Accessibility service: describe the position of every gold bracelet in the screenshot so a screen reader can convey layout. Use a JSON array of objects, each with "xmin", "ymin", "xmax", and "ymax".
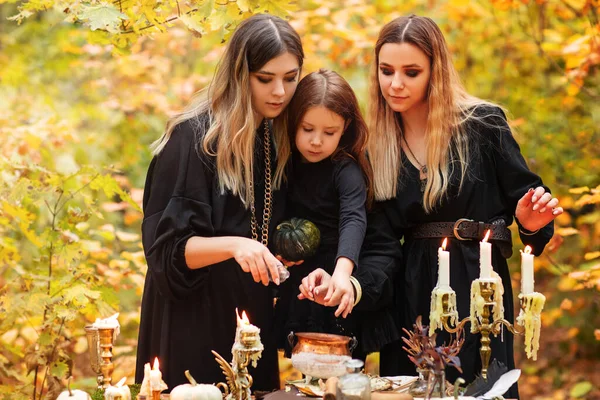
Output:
[
  {"xmin": 519, "ymin": 227, "xmax": 540, "ymax": 236},
  {"xmin": 349, "ymin": 276, "xmax": 362, "ymax": 307}
]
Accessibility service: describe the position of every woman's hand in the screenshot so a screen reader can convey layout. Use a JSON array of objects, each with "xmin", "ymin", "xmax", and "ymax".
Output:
[
  {"xmin": 298, "ymin": 268, "xmax": 332, "ymax": 304},
  {"xmin": 232, "ymin": 238, "xmax": 282, "ymax": 286},
  {"xmin": 516, "ymin": 187, "xmax": 564, "ymax": 232}
]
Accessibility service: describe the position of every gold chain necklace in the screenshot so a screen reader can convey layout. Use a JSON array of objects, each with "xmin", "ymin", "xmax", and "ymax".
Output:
[
  {"xmin": 401, "ymin": 133, "xmax": 427, "ymax": 193},
  {"xmin": 249, "ymin": 120, "xmax": 273, "ymax": 246}
]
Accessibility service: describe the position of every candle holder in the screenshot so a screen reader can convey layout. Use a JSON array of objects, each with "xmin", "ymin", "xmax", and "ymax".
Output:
[
  {"xmin": 439, "ymin": 280, "xmax": 524, "ymax": 380},
  {"xmin": 85, "ymin": 325, "xmax": 104, "ymax": 390},
  {"xmin": 213, "ymin": 328, "xmax": 263, "ymax": 400},
  {"xmin": 98, "ymin": 327, "xmax": 116, "ymax": 388}
]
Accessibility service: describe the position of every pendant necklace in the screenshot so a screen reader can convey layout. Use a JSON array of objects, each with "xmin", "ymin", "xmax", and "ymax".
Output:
[{"xmin": 401, "ymin": 133, "xmax": 427, "ymax": 193}]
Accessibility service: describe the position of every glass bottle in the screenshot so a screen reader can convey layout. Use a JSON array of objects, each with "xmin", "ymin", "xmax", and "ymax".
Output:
[
  {"xmin": 336, "ymin": 359, "xmax": 371, "ymax": 400},
  {"xmin": 268, "ymin": 264, "xmax": 290, "ymax": 283},
  {"xmin": 408, "ymin": 367, "xmax": 430, "ymax": 397}
]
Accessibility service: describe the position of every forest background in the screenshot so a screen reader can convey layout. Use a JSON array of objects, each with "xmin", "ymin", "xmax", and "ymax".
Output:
[{"xmin": 0, "ymin": 0, "xmax": 599, "ymax": 399}]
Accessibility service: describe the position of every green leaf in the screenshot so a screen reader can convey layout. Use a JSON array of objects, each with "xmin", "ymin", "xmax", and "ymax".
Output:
[
  {"xmin": 570, "ymin": 381, "xmax": 593, "ymax": 398},
  {"xmin": 237, "ymin": 0, "xmax": 258, "ymax": 12},
  {"xmin": 38, "ymin": 332, "xmax": 53, "ymax": 346},
  {"xmin": 180, "ymin": 13, "xmax": 207, "ymax": 37},
  {"xmin": 79, "ymin": 4, "xmax": 129, "ymax": 34},
  {"xmin": 50, "ymin": 360, "xmax": 69, "ymax": 380},
  {"xmin": 199, "ymin": 0, "xmax": 215, "ymax": 20},
  {"xmin": 63, "ymin": 285, "xmax": 101, "ymax": 307}
]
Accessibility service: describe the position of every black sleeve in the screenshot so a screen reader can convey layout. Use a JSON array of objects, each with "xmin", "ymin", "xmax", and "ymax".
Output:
[
  {"xmin": 141, "ymin": 119, "xmax": 214, "ymax": 301},
  {"xmin": 484, "ymin": 106, "xmax": 554, "ymax": 256},
  {"xmin": 333, "ymin": 159, "xmax": 367, "ymax": 267},
  {"xmin": 352, "ymin": 206, "xmax": 403, "ymax": 353},
  {"xmin": 352, "ymin": 205, "xmax": 402, "ymax": 311}
]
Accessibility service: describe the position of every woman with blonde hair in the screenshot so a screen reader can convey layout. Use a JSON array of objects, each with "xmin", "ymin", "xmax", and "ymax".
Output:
[
  {"xmin": 300, "ymin": 15, "xmax": 562, "ymax": 397},
  {"xmin": 136, "ymin": 14, "xmax": 303, "ymax": 390}
]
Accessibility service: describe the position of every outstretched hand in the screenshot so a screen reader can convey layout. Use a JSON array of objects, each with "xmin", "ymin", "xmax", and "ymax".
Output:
[
  {"xmin": 516, "ymin": 187, "xmax": 564, "ymax": 232},
  {"xmin": 298, "ymin": 268, "xmax": 331, "ymax": 305}
]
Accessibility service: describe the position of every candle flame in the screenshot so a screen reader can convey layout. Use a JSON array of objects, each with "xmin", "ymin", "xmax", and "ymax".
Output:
[
  {"xmin": 241, "ymin": 311, "xmax": 250, "ymax": 324},
  {"xmin": 442, "ymin": 238, "xmax": 448, "ymax": 250},
  {"xmin": 483, "ymin": 230, "xmax": 491, "ymax": 243},
  {"xmin": 153, "ymin": 357, "xmax": 159, "ymax": 370},
  {"xmin": 523, "ymin": 245, "xmax": 532, "ymax": 255},
  {"xmin": 236, "ymin": 308, "xmax": 250, "ymax": 325}
]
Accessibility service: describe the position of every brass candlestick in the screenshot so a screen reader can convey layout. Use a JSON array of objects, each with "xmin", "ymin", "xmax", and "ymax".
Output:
[
  {"xmin": 98, "ymin": 327, "xmax": 116, "ymax": 388},
  {"xmin": 213, "ymin": 327, "xmax": 263, "ymax": 400},
  {"xmin": 85, "ymin": 325, "xmax": 104, "ymax": 389},
  {"xmin": 440, "ymin": 280, "xmax": 524, "ymax": 380}
]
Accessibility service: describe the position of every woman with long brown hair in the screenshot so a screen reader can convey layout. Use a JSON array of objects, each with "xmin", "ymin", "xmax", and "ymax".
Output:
[
  {"xmin": 136, "ymin": 14, "xmax": 304, "ymax": 390},
  {"xmin": 300, "ymin": 15, "xmax": 563, "ymax": 397}
]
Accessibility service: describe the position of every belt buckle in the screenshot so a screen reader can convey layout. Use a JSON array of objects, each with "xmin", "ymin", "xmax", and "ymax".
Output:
[{"xmin": 453, "ymin": 218, "xmax": 473, "ymax": 241}]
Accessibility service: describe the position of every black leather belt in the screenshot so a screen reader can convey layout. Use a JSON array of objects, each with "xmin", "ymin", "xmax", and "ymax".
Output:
[{"xmin": 406, "ymin": 219, "xmax": 513, "ymax": 258}]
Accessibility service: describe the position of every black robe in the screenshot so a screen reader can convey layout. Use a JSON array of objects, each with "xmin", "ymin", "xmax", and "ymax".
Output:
[
  {"xmin": 274, "ymin": 154, "xmax": 368, "ymax": 355},
  {"xmin": 135, "ymin": 116, "xmax": 284, "ymax": 391},
  {"xmin": 377, "ymin": 106, "xmax": 553, "ymax": 398}
]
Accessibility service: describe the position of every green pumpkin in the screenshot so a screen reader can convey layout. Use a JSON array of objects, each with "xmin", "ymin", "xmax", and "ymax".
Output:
[{"xmin": 272, "ymin": 218, "xmax": 321, "ymax": 262}]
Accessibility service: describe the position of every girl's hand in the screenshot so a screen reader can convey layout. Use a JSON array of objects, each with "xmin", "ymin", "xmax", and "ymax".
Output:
[
  {"xmin": 298, "ymin": 268, "xmax": 331, "ymax": 304},
  {"xmin": 516, "ymin": 187, "xmax": 564, "ymax": 232},
  {"xmin": 323, "ymin": 269, "xmax": 355, "ymax": 318},
  {"xmin": 275, "ymin": 254, "xmax": 304, "ymax": 267},
  {"xmin": 233, "ymin": 238, "xmax": 282, "ymax": 286}
]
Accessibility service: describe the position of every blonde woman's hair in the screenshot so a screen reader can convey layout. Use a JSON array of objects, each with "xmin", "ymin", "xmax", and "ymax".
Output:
[
  {"xmin": 151, "ymin": 14, "xmax": 304, "ymax": 206},
  {"xmin": 368, "ymin": 15, "xmax": 495, "ymax": 213}
]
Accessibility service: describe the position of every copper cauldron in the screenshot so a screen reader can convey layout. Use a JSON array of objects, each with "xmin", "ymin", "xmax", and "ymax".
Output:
[
  {"xmin": 288, "ymin": 332, "xmax": 358, "ymax": 379},
  {"xmin": 289, "ymin": 332, "xmax": 357, "ymax": 356}
]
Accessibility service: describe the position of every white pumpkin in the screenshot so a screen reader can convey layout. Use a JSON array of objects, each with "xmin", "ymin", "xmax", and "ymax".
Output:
[
  {"xmin": 56, "ymin": 377, "xmax": 91, "ymax": 400},
  {"xmin": 104, "ymin": 377, "xmax": 132, "ymax": 400},
  {"xmin": 170, "ymin": 370, "xmax": 223, "ymax": 400}
]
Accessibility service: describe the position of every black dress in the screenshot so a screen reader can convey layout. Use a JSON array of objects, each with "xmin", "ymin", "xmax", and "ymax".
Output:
[
  {"xmin": 135, "ymin": 115, "xmax": 284, "ymax": 391},
  {"xmin": 378, "ymin": 106, "xmax": 553, "ymax": 397},
  {"xmin": 274, "ymin": 153, "xmax": 368, "ymax": 355}
]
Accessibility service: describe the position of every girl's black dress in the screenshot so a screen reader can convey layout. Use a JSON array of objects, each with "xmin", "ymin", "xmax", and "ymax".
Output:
[
  {"xmin": 378, "ymin": 106, "xmax": 553, "ymax": 398},
  {"xmin": 135, "ymin": 115, "xmax": 284, "ymax": 391},
  {"xmin": 274, "ymin": 153, "xmax": 368, "ymax": 355}
]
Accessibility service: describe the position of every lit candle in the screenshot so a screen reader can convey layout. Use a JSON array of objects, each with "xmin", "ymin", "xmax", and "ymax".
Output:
[
  {"xmin": 480, "ymin": 230, "xmax": 492, "ymax": 279},
  {"xmin": 236, "ymin": 309, "xmax": 260, "ymax": 336},
  {"xmin": 149, "ymin": 358, "xmax": 162, "ymax": 392},
  {"xmin": 438, "ymin": 238, "xmax": 450, "ymax": 288},
  {"xmin": 520, "ymin": 245, "xmax": 535, "ymax": 294}
]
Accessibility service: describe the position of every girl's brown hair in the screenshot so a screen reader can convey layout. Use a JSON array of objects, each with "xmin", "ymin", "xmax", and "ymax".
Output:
[{"xmin": 288, "ymin": 69, "xmax": 374, "ymax": 208}]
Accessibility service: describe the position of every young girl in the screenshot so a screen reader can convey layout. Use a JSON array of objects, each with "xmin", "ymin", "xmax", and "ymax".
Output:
[
  {"xmin": 274, "ymin": 69, "xmax": 374, "ymax": 356},
  {"xmin": 136, "ymin": 14, "xmax": 304, "ymax": 390}
]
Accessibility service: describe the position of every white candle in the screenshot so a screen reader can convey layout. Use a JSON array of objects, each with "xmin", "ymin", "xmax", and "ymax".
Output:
[
  {"xmin": 149, "ymin": 358, "xmax": 161, "ymax": 391},
  {"xmin": 438, "ymin": 238, "xmax": 450, "ymax": 288},
  {"xmin": 521, "ymin": 245, "xmax": 535, "ymax": 294},
  {"xmin": 480, "ymin": 230, "xmax": 492, "ymax": 279}
]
